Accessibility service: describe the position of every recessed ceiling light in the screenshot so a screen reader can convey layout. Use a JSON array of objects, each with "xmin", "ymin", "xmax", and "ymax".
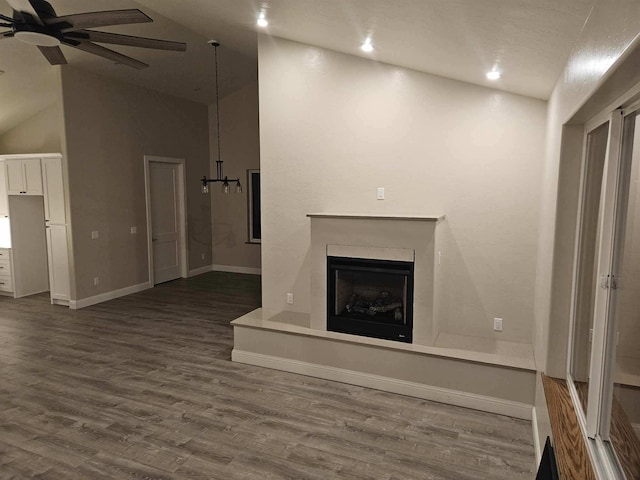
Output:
[
  {"xmin": 361, "ymin": 39, "xmax": 374, "ymax": 53},
  {"xmin": 486, "ymin": 70, "xmax": 501, "ymax": 80},
  {"xmin": 257, "ymin": 12, "xmax": 268, "ymax": 27}
]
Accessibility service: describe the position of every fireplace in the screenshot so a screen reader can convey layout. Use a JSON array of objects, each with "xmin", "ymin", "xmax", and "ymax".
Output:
[{"xmin": 327, "ymin": 256, "xmax": 414, "ymax": 343}]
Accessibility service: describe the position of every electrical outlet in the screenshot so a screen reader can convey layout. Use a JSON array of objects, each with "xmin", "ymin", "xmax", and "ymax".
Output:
[
  {"xmin": 91, "ymin": 230, "xmax": 99, "ymax": 239},
  {"xmin": 377, "ymin": 187, "xmax": 385, "ymax": 200},
  {"xmin": 201, "ymin": 253, "xmax": 205, "ymax": 260},
  {"xmin": 93, "ymin": 277, "xmax": 100, "ymax": 286},
  {"xmin": 438, "ymin": 251, "xmax": 442, "ymax": 265},
  {"xmin": 493, "ymin": 317, "xmax": 503, "ymax": 332},
  {"xmin": 130, "ymin": 226, "xmax": 137, "ymax": 234},
  {"xmin": 287, "ymin": 293, "xmax": 294, "ymax": 305}
]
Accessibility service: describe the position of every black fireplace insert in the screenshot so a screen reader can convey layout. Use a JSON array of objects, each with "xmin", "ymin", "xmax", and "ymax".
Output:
[{"xmin": 327, "ymin": 256, "xmax": 414, "ymax": 343}]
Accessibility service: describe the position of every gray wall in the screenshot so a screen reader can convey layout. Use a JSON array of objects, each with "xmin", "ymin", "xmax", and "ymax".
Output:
[
  {"xmin": 209, "ymin": 81, "xmax": 261, "ymax": 270},
  {"xmin": 0, "ymin": 101, "xmax": 62, "ymax": 154},
  {"xmin": 60, "ymin": 67, "xmax": 211, "ymax": 301}
]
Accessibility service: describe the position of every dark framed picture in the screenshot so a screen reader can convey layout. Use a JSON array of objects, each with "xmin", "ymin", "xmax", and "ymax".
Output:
[{"xmin": 248, "ymin": 169, "xmax": 261, "ymax": 243}]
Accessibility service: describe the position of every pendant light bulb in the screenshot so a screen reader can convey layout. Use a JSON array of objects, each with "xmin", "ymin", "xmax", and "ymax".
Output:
[
  {"xmin": 222, "ymin": 180, "xmax": 230, "ymax": 194},
  {"xmin": 202, "ymin": 183, "xmax": 209, "ymax": 194},
  {"xmin": 235, "ymin": 180, "xmax": 243, "ymax": 194}
]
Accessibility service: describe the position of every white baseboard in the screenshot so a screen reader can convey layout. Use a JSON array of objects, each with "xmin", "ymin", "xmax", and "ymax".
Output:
[
  {"xmin": 70, "ymin": 281, "xmax": 152, "ymax": 310},
  {"xmin": 532, "ymin": 407, "xmax": 541, "ymax": 465},
  {"xmin": 213, "ymin": 264, "xmax": 261, "ymax": 275},
  {"xmin": 232, "ymin": 349, "xmax": 533, "ymax": 420},
  {"xmin": 188, "ymin": 265, "xmax": 213, "ymax": 277}
]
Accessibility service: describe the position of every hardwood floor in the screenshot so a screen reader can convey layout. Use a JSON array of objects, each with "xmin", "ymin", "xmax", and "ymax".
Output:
[{"xmin": 0, "ymin": 272, "xmax": 535, "ymax": 479}]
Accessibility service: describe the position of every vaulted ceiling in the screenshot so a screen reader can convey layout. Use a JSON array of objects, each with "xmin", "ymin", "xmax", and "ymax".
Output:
[{"xmin": 0, "ymin": 0, "xmax": 596, "ymax": 135}]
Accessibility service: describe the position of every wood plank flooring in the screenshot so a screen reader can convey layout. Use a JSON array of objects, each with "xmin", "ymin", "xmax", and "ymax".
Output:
[{"xmin": 0, "ymin": 272, "xmax": 535, "ymax": 479}]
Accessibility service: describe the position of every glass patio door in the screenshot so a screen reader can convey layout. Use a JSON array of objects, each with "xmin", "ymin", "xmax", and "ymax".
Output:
[{"xmin": 570, "ymin": 106, "xmax": 640, "ymax": 478}]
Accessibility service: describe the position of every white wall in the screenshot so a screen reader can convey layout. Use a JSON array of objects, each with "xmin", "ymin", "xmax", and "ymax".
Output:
[
  {"xmin": 536, "ymin": 0, "xmax": 640, "ymax": 376},
  {"xmin": 259, "ymin": 36, "xmax": 547, "ymax": 344},
  {"xmin": 531, "ymin": 0, "xmax": 640, "ymax": 454},
  {"xmin": 209, "ymin": 81, "xmax": 261, "ymax": 270}
]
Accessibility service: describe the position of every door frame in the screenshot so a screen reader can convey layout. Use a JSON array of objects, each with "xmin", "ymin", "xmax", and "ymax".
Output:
[{"xmin": 143, "ymin": 155, "xmax": 188, "ymax": 285}]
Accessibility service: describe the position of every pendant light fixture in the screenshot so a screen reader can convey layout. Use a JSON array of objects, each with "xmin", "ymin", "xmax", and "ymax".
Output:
[{"xmin": 201, "ymin": 40, "xmax": 242, "ymax": 195}]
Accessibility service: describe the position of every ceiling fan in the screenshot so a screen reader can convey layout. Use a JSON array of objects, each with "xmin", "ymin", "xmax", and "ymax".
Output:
[{"xmin": 0, "ymin": 0, "xmax": 186, "ymax": 69}]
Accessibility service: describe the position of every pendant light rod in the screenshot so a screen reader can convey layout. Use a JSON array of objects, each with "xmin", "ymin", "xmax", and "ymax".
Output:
[{"xmin": 201, "ymin": 40, "xmax": 242, "ymax": 194}]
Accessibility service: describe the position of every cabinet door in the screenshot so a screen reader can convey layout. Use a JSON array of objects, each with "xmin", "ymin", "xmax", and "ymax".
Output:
[
  {"xmin": 46, "ymin": 224, "xmax": 70, "ymax": 302},
  {"xmin": 42, "ymin": 157, "xmax": 66, "ymax": 224},
  {"xmin": 5, "ymin": 160, "xmax": 25, "ymax": 194},
  {"xmin": 23, "ymin": 159, "xmax": 43, "ymax": 195},
  {"xmin": 0, "ymin": 163, "xmax": 8, "ymax": 216}
]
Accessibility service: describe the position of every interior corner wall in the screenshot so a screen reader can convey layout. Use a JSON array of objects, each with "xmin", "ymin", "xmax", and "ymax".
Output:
[
  {"xmin": 258, "ymin": 36, "xmax": 547, "ymax": 344},
  {"xmin": 60, "ymin": 67, "xmax": 211, "ymax": 301},
  {"xmin": 0, "ymin": 101, "xmax": 63, "ymax": 154},
  {"xmin": 209, "ymin": 81, "xmax": 261, "ymax": 270},
  {"xmin": 533, "ymin": 0, "xmax": 640, "ymax": 378}
]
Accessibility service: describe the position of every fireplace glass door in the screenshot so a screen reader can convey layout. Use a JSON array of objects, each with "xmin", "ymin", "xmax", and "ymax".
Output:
[{"xmin": 327, "ymin": 256, "xmax": 414, "ymax": 343}]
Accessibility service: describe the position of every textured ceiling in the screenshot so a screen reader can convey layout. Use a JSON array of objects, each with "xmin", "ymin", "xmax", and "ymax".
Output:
[{"xmin": 0, "ymin": 0, "xmax": 596, "ymax": 135}]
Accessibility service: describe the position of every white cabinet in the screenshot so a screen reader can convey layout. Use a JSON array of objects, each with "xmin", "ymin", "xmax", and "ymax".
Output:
[
  {"xmin": 46, "ymin": 224, "xmax": 70, "ymax": 303},
  {"xmin": 41, "ymin": 156, "xmax": 70, "ymax": 304},
  {"xmin": 0, "ymin": 248, "xmax": 13, "ymax": 295},
  {"xmin": 6, "ymin": 158, "xmax": 43, "ymax": 195},
  {"xmin": 0, "ymin": 153, "xmax": 70, "ymax": 305},
  {"xmin": 42, "ymin": 157, "xmax": 66, "ymax": 224},
  {"xmin": 0, "ymin": 162, "xmax": 8, "ymax": 216}
]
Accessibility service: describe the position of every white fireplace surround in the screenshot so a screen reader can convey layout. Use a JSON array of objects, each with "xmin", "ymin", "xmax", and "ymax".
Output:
[{"xmin": 308, "ymin": 213, "xmax": 444, "ymax": 346}]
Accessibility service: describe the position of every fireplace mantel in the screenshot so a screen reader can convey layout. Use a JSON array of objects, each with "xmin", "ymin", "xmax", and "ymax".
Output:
[{"xmin": 307, "ymin": 213, "xmax": 445, "ymax": 222}]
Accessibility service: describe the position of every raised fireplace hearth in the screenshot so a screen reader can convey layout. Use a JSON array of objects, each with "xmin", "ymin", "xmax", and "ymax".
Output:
[{"xmin": 327, "ymin": 256, "xmax": 414, "ymax": 343}]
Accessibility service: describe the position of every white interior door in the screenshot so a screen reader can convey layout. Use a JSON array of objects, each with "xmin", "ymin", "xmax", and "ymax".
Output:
[{"xmin": 149, "ymin": 161, "xmax": 183, "ymax": 284}]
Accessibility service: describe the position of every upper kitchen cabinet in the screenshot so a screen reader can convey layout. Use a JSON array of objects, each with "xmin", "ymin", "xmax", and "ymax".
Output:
[{"xmin": 5, "ymin": 157, "xmax": 43, "ymax": 195}]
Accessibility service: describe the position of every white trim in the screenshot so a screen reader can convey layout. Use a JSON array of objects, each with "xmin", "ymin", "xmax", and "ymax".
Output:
[
  {"xmin": 69, "ymin": 281, "xmax": 151, "ymax": 310},
  {"xmin": 144, "ymin": 156, "xmax": 189, "ymax": 286},
  {"xmin": 532, "ymin": 407, "xmax": 542, "ymax": 465},
  {"xmin": 188, "ymin": 265, "xmax": 213, "ymax": 277},
  {"xmin": 231, "ymin": 349, "xmax": 533, "ymax": 420},
  {"xmin": 0, "ymin": 153, "xmax": 62, "ymax": 160},
  {"xmin": 212, "ymin": 264, "xmax": 261, "ymax": 275}
]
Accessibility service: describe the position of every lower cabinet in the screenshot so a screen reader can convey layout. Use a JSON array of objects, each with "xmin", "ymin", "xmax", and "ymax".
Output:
[{"xmin": 0, "ymin": 248, "xmax": 14, "ymax": 295}]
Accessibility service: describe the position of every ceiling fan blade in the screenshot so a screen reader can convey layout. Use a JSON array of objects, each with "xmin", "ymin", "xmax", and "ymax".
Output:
[
  {"xmin": 64, "ymin": 40, "xmax": 149, "ymax": 70},
  {"xmin": 38, "ymin": 45, "xmax": 67, "ymax": 65},
  {"xmin": 47, "ymin": 9, "xmax": 151, "ymax": 32},
  {"xmin": 66, "ymin": 30, "xmax": 186, "ymax": 52},
  {"xmin": 6, "ymin": 0, "xmax": 43, "ymax": 25}
]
